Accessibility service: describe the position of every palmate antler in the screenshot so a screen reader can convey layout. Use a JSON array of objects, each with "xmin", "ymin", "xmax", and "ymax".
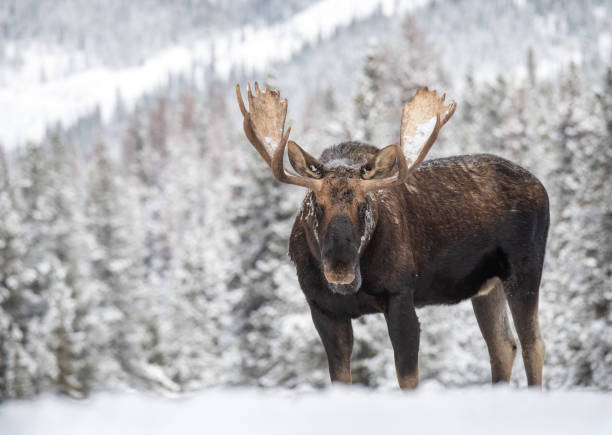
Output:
[
  {"xmin": 361, "ymin": 87, "xmax": 456, "ymax": 192},
  {"xmin": 236, "ymin": 83, "xmax": 322, "ymax": 191},
  {"xmin": 401, "ymin": 87, "xmax": 456, "ymax": 169}
]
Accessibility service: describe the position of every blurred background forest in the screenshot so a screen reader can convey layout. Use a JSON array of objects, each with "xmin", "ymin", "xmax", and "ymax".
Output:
[{"xmin": 0, "ymin": 0, "xmax": 611, "ymax": 399}]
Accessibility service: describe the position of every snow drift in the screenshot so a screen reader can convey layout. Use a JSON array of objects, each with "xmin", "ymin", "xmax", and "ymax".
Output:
[{"xmin": 1, "ymin": 386, "xmax": 610, "ymax": 435}]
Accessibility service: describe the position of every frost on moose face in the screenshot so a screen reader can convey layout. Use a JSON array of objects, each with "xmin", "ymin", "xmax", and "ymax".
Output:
[{"xmin": 301, "ymin": 178, "xmax": 376, "ymax": 295}]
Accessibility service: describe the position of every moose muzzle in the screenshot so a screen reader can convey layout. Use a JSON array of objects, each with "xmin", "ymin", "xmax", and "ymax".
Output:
[{"xmin": 322, "ymin": 214, "xmax": 361, "ymax": 294}]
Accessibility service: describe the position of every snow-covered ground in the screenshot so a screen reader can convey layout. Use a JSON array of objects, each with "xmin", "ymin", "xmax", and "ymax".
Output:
[{"xmin": 1, "ymin": 386, "xmax": 611, "ymax": 435}]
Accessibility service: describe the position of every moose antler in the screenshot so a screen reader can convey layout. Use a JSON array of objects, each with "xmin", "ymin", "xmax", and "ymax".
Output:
[
  {"xmin": 236, "ymin": 83, "xmax": 322, "ymax": 191},
  {"xmin": 400, "ymin": 87, "xmax": 456, "ymax": 169},
  {"xmin": 362, "ymin": 87, "xmax": 456, "ymax": 192}
]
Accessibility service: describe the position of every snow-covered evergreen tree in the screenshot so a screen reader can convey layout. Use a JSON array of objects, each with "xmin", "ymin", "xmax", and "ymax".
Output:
[
  {"xmin": 5, "ymin": 142, "xmax": 63, "ymax": 396},
  {"xmin": 85, "ymin": 141, "xmax": 143, "ymax": 389},
  {"xmin": 117, "ymin": 107, "xmax": 178, "ymax": 391},
  {"xmin": 158, "ymin": 93, "xmax": 233, "ymax": 389},
  {"xmin": 559, "ymin": 67, "xmax": 612, "ymax": 389},
  {"xmin": 0, "ymin": 144, "xmax": 36, "ymax": 398}
]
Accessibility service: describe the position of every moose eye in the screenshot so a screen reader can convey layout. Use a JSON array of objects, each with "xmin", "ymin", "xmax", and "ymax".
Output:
[{"xmin": 360, "ymin": 165, "xmax": 371, "ymax": 176}]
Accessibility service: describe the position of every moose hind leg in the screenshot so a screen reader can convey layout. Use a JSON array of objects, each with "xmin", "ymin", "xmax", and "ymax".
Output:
[
  {"xmin": 504, "ymin": 274, "xmax": 545, "ymax": 387},
  {"xmin": 472, "ymin": 279, "xmax": 517, "ymax": 383}
]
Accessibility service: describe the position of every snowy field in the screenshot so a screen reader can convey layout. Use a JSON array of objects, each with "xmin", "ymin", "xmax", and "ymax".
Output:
[{"xmin": 1, "ymin": 386, "xmax": 611, "ymax": 435}]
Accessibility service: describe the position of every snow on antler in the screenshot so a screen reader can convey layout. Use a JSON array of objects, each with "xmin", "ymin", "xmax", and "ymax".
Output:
[{"xmin": 400, "ymin": 87, "xmax": 456, "ymax": 168}]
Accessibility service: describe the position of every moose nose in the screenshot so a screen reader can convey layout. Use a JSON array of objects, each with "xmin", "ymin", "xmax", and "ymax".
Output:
[
  {"xmin": 323, "ymin": 263, "xmax": 355, "ymax": 285},
  {"xmin": 322, "ymin": 214, "xmax": 358, "ymax": 282}
]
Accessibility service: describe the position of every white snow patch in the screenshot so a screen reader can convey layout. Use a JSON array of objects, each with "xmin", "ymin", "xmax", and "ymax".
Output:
[
  {"xmin": 264, "ymin": 136, "xmax": 277, "ymax": 155},
  {"xmin": 324, "ymin": 158, "xmax": 360, "ymax": 169},
  {"xmin": 0, "ymin": 44, "xmax": 204, "ymax": 147},
  {"xmin": 311, "ymin": 198, "xmax": 320, "ymax": 246},
  {"xmin": 402, "ymin": 116, "xmax": 437, "ymax": 163},
  {"xmin": 0, "ymin": 387, "xmax": 610, "ymax": 435},
  {"xmin": 358, "ymin": 203, "xmax": 375, "ymax": 254}
]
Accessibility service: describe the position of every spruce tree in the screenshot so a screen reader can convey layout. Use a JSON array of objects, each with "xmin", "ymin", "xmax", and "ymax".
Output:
[
  {"xmin": 45, "ymin": 134, "xmax": 96, "ymax": 397},
  {"xmin": 8, "ymin": 142, "xmax": 62, "ymax": 396},
  {"xmin": 567, "ymin": 68, "xmax": 612, "ymax": 389},
  {"xmin": 85, "ymin": 141, "xmax": 144, "ymax": 389},
  {"xmin": 0, "ymin": 145, "xmax": 35, "ymax": 398},
  {"xmin": 119, "ymin": 110, "xmax": 175, "ymax": 391}
]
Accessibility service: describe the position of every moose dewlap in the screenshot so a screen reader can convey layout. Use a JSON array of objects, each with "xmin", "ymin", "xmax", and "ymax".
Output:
[{"xmin": 236, "ymin": 83, "xmax": 549, "ymax": 389}]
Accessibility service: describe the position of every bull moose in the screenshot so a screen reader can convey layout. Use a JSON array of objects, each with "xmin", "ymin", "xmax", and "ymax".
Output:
[{"xmin": 236, "ymin": 83, "xmax": 549, "ymax": 389}]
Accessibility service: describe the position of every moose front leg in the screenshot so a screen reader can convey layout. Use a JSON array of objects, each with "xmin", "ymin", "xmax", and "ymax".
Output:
[
  {"xmin": 385, "ymin": 293, "xmax": 420, "ymax": 389},
  {"xmin": 309, "ymin": 302, "xmax": 353, "ymax": 384}
]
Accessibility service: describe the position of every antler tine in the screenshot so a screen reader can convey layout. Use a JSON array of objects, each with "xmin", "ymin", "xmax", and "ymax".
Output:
[
  {"xmin": 236, "ymin": 83, "xmax": 321, "ymax": 191},
  {"xmin": 270, "ymin": 125, "xmax": 324, "ymax": 190},
  {"xmin": 271, "ymin": 126, "xmax": 298, "ymax": 181},
  {"xmin": 445, "ymin": 101, "xmax": 457, "ymax": 124},
  {"xmin": 236, "ymin": 84, "xmax": 273, "ymax": 166},
  {"xmin": 247, "ymin": 83, "xmax": 256, "ymax": 113},
  {"xmin": 236, "ymin": 84, "xmax": 248, "ymax": 116}
]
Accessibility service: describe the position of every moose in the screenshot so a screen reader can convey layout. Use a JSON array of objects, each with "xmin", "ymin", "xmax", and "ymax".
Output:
[{"xmin": 236, "ymin": 83, "xmax": 549, "ymax": 389}]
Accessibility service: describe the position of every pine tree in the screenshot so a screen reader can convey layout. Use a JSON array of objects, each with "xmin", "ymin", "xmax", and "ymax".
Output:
[
  {"xmin": 478, "ymin": 75, "xmax": 511, "ymax": 156},
  {"xmin": 157, "ymin": 97, "xmax": 231, "ymax": 389},
  {"xmin": 454, "ymin": 71, "xmax": 479, "ymax": 155},
  {"xmin": 7, "ymin": 142, "xmax": 62, "ymax": 396},
  {"xmin": 0, "ymin": 144, "xmax": 35, "ymax": 398},
  {"xmin": 353, "ymin": 47, "xmax": 385, "ymax": 143},
  {"xmin": 85, "ymin": 141, "xmax": 143, "ymax": 389},
  {"xmin": 44, "ymin": 134, "xmax": 98, "ymax": 397},
  {"xmin": 567, "ymin": 68, "xmax": 612, "ymax": 389},
  {"xmin": 119, "ymin": 110, "xmax": 176, "ymax": 390},
  {"xmin": 539, "ymin": 63, "xmax": 612, "ymax": 389}
]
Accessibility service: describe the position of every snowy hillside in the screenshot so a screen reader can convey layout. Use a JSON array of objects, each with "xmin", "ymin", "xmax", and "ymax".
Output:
[
  {"xmin": 0, "ymin": 0, "xmax": 428, "ymax": 148},
  {"xmin": 1, "ymin": 0, "xmax": 610, "ymax": 148},
  {"xmin": 1, "ymin": 386, "xmax": 611, "ymax": 435}
]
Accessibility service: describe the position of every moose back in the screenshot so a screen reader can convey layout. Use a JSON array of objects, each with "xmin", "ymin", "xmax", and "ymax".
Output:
[{"xmin": 236, "ymin": 83, "xmax": 549, "ymax": 389}]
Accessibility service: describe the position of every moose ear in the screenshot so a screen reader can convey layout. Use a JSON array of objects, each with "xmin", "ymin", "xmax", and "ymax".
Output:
[
  {"xmin": 361, "ymin": 145, "xmax": 398, "ymax": 180},
  {"xmin": 288, "ymin": 140, "xmax": 323, "ymax": 179}
]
